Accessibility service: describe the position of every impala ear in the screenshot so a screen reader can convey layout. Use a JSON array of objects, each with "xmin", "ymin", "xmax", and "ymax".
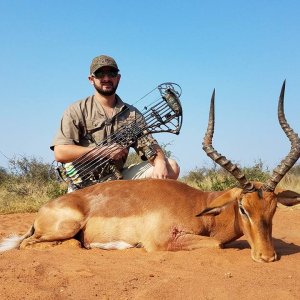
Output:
[
  {"xmin": 276, "ymin": 189, "xmax": 300, "ymax": 206},
  {"xmin": 196, "ymin": 188, "xmax": 242, "ymax": 217},
  {"xmin": 196, "ymin": 205, "xmax": 229, "ymax": 217}
]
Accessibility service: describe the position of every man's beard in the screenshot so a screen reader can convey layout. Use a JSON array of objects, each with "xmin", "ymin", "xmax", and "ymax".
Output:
[{"xmin": 95, "ymin": 81, "xmax": 119, "ymax": 96}]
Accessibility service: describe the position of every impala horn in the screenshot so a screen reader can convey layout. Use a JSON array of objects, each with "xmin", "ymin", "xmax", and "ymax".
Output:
[
  {"xmin": 262, "ymin": 81, "xmax": 300, "ymax": 192},
  {"xmin": 202, "ymin": 90, "xmax": 255, "ymax": 193}
]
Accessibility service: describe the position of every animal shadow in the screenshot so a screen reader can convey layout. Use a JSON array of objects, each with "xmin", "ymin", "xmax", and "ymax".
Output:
[
  {"xmin": 225, "ymin": 238, "xmax": 300, "ymax": 260},
  {"xmin": 272, "ymin": 238, "xmax": 300, "ymax": 258}
]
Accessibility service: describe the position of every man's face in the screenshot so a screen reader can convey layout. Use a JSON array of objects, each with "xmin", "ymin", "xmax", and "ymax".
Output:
[{"xmin": 89, "ymin": 66, "xmax": 121, "ymax": 96}]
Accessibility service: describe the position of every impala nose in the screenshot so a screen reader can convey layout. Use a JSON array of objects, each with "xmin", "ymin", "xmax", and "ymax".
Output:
[{"xmin": 254, "ymin": 251, "xmax": 277, "ymax": 263}]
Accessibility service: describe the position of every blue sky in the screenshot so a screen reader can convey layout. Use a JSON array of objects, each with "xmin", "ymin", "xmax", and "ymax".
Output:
[{"xmin": 0, "ymin": 0, "xmax": 299, "ymax": 175}]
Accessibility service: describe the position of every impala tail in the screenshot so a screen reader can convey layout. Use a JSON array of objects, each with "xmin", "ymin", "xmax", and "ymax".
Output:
[{"xmin": 0, "ymin": 225, "xmax": 34, "ymax": 252}]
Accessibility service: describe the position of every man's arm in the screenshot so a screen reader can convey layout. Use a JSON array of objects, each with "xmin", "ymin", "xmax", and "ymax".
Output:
[
  {"xmin": 54, "ymin": 144, "xmax": 128, "ymax": 163},
  {"xmin": 52, "ymin": 104, "xmax": 127, "ymax": 163},
  {"xmin": 54, "ymin": 145, "xmax": 93, "ymax": 163}
]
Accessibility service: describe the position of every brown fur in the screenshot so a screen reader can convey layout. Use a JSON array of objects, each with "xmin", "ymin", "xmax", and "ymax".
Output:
[{"xmin": 7, "ymin": 179, "xmax": 299, "ymax": 263}]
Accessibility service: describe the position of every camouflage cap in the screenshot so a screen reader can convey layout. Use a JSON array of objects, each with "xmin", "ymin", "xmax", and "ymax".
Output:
[{"xmin": 90, "ymin": 55, "xmax": 119, "ymax": 74}]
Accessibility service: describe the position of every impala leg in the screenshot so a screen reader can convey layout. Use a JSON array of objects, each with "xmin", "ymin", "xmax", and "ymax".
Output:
[
  {"xmin": 168, "ymin": 233, "xmax": 223, "ymax": 251},
  {"xmin": 20, "ymin": 220, "xmax": 82, "ymax": 249}
]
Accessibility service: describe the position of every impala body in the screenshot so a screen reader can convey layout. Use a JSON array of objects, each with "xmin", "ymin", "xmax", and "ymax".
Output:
[
  {"xmin": 0, "ymin": 81, "xmax": 299, "ymax": 263},
  {"xmin": 15, "ymin": 178, "xmax": 296, "ymax": 262}
]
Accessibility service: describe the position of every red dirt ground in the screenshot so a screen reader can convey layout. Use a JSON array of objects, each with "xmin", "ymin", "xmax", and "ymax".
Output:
[{"xmin": 0, "ymin": 205, "xmax": 299, "ymax": 300}]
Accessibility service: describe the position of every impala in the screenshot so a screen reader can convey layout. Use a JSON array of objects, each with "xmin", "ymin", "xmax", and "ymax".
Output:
[{"xmin": 1, "ymin": 81, "xmax": 299, "ymax": 262}]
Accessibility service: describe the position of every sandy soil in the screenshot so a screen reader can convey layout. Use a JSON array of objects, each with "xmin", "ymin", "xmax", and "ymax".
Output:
[{"xmin": 0, "ymin": 206, "xmax": 299, "ymax": 300}]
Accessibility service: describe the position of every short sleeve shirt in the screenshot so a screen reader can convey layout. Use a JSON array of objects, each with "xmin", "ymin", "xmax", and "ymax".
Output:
[{"xmin": 51, "ymin": 95, "xmax": 158, "ymax": 169}]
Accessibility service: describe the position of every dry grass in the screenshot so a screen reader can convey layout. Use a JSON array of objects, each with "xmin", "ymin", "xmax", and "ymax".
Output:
[
  {"xmin": 0, "ymin": 156, "xmax": 299, "ymax": 214},
  {"xmin": 184, "ymin": 174, "xmax": 300, "ymax": 193},
  {"xmin": 0, "ymin": 181, "xmax": 66, "ymax": 214},
  {"xmin": 278, "ymin": 173, "xmax": 300, "ymax": 193},
  {"xmin": 0, "ymin": 156, "xmax": 67, "ymax": 214}
]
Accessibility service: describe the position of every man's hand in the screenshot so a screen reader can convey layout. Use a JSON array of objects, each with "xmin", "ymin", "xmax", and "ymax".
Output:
[
  {"xmin": 149, "ymin": 145, "xmax": 170, "ymax": 179},
  {"xmin": 151, "ymin": 159, "xmax": 169, "ymax": 179}
]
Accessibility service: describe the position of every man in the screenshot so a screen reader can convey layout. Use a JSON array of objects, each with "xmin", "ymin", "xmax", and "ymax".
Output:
[{"xmin": 51, "ymin": 55, "xmax": 180, "ymax": 191}]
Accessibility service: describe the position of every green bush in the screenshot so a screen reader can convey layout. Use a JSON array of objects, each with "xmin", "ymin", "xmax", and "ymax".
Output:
[
  {"xmin": 0, "ymin": 156, "xmax": 67, "ymax": 213},
  {"xmin": 8, "ymin": 155, "xmax": 56, "ymax": 182},
  {"xmin": 0, "ymin": 154, "xmax": 299, "ymax": 214},
  {"xmin": 182, "ymin": 160, "xmax": 270, "ymax": 191},
  {"xmin": 0, "ymin": 166, "xmax": 8, "ymax": 185}
]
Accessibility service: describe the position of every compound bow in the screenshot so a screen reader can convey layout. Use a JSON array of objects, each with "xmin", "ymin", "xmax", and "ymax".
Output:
[{"xmin": 56, "ymin": 82, "xmax": 183, "ymax": 190}]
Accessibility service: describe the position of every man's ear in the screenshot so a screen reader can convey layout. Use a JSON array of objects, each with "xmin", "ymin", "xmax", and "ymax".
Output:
[
  {"xmin": 276, "ymin": 189, "xmax": 300, "ymax": 206},
  {"xmin": 196, "ymin": 188, "xmax": 242, "ymax": 217},
  {"xmin": 88, "ymin": 76, "xmax": 95, "ymax": 85}
]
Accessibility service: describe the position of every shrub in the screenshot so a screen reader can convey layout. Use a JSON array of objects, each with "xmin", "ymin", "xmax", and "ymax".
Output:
[
  {"xmin": 0, "ymin": 156, "xmax": 66, "ymax": 214},
  {"xmin": 182, "ymin": 160, "xmax": 270, "ymax": 191},
  {"xmin": 8, "ymin": 155, "xmax": 56, "ymax": 182},
  {"xmin": 0, "ymin": 166, "xmax": 9, "ymax": 185},
  {"xmin": 0, "ymin": 154, "xmax": 299, "ymax": 214},
  {"xmin": 242, "ymin": 160, "xmax": 270, "ymax": 182}
]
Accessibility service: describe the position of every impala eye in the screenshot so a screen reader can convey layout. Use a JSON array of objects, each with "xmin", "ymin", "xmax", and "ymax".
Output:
[
  {"xmin": 238, "ymin": 202, "xmax": 249, "ymax": 218},
  {"xmin": 239, "ymin": 206, "xmax": 247, "ymax": 215}
]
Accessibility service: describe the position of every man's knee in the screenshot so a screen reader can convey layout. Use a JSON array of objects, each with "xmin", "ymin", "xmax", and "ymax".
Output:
[
  {"xmin": 167, "ymin": 158, "xmax": 180, "ymax": 179},
  {"xmin": 122, "ymin": 161, "xmax": 152, "ymax": 180}
]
